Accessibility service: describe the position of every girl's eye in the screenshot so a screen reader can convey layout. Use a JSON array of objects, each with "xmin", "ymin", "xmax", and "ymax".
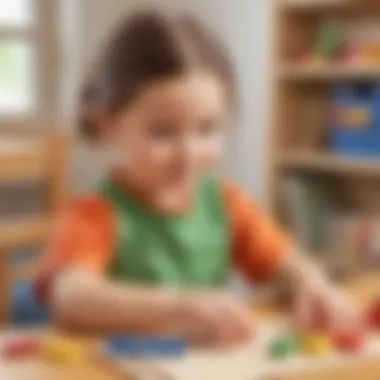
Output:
[{"xmin": 199, "ymin": 119, "xmax": 219, "ymax": 136}]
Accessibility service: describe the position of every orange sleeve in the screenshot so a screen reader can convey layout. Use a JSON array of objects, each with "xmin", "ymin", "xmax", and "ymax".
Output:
[
  {"xmin": 223, "ymin": 181, "xmax": 292, "ymax": 283},
  {"xmin": 34, "ymin": 196, "xmax": 116, "ymax": 302}
]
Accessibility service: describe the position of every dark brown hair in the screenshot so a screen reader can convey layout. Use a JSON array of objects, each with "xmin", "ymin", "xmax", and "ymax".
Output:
[{"xmin": 79, "ymin": 10, "xmax": 235, "ymax": 141}]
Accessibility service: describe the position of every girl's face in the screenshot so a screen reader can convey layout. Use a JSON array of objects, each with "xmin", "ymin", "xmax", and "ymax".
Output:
[{"xmin": 107, "ymin": 72, "xmax": 228, "ymax": 192}]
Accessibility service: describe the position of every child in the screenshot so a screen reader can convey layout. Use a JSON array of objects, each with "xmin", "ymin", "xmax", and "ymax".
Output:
[{"xmin": 35, "ymin": 10, "xmax": 359, "ymax": 346}]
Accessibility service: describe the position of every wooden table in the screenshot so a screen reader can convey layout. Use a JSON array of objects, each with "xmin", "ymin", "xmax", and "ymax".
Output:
[{"xmin": 1, "ymin": 274, "xmax": 380, "ymax": 380}]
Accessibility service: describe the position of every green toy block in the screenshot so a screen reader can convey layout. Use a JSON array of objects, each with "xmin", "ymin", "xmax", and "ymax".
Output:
[
  {"xmin": 269, "ymin": 335, "xmax": 299, "ymax": 360},
  {"xmin": 315, "ymin": 18, "xmax": 345, "ymax": 60}
]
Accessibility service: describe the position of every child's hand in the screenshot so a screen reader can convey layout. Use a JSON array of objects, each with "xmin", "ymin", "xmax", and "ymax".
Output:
[
  {"xmin": 295, "ymin": 281, "xmax": 362, "ymax": 333},
  {"xmin": 174, "ymin": 292, "xmax": 255, "ymax": 347}
]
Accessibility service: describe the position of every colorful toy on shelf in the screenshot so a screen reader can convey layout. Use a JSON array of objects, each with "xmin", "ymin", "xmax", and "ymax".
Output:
[
  {"xmin": 330, "ymin": 82, "xmax": 380, "ymax": 157},
  {"xmin": 362, "ymin": 43, "xmax": 380, "ymax": 64},
  {"xmin": 315, "ymin": 18, "xmax": 345, "ymax": 61},
  {"xmin": 334, "ymin": 106, "xmax": 371, "ymax": 129},
  {"xmin": 293, "ymin": 19, "xmax": 380, "ymax": 67},
  {"xmin": 352, "ymin": 21, "xmax": 380, "ymax": 64},
  {"xmin": 293, "ymin": 18, "xmax": 346, "ymax": 67}
]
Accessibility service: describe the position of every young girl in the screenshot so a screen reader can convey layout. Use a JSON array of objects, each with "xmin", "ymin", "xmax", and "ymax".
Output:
[{"xmin": 36, "ymin": 10, "xmax": 360, "ymax": 346}]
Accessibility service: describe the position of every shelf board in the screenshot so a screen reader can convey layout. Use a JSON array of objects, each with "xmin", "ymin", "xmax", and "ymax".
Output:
[
  {"xmin": 0, "ymin": 217, "xmax": 51, "ymax": 247},
  {"xmin": 279, "ymin": 0, "xmax": 347, "ymax": 11},
  {"xmin": 280, "ymin": 64, "xmax": 380, "ymax": 81},
  {"xmin": 279, "ymin": 151, "xmax": 380, "ymax": 176},
  {"xmin": 0, "ymin": 138, "xmax": 48, "ymax": 181}
]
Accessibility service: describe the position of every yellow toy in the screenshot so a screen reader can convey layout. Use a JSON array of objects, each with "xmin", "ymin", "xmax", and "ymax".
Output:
[
  {"xmin": 301, "ymin": 332, "xmax": 334, "ymax": 356},
  {"xmin": 42, "ymin": 334, "xmax": 86, "ymax": 364}
]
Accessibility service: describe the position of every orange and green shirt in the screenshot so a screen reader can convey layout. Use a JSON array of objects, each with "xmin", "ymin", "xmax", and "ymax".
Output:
[{"xmin": 35, "ymin": 176, "xmax": 291, "ymax": 301}]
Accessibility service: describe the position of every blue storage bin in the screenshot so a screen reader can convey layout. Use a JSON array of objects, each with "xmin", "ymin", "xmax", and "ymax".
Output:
[{"xmin": 330, "ymin": 82, "xmax": 380, "ymax": 157}]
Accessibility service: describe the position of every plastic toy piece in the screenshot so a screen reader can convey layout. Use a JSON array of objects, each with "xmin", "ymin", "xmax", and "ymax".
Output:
[
  {"xmin": 1, "ymin": 337, "xmax": 41, "ymax": 359},
  {"xmin": 333, "ymin": 331, "xmax": 365, "ymax": 353},
  {"xmin": 367, "ymin": 297, "xmax": 380, "ymax": 328},
  {"xmin": 106, "ymin": 336, "xmax": 188, "ymax": 357},
  {"xmin": 301, "ymin": 332, "xmax": 334, "ymax": 356},
  {"xmin": 269, "ymin": 335, "xmax": 299, "ymax": 360},
  {"xmin": 315, "ymin": 18, "xmax": 345, "ymax": 60},
  {"xmin": 42, "ymin": 335, "xmax": 85, "ymax": 364}
]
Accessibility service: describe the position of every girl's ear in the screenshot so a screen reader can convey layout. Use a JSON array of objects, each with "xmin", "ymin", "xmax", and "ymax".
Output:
[{"xmin": 90, "ymin": 108, "xmax": 116, "ymax": 144}]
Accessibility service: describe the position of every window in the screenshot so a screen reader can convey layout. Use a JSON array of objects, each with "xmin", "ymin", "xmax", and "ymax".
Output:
[{"xmin": 0, "ymin": 0, "xmax": 58, "ymax": 124}]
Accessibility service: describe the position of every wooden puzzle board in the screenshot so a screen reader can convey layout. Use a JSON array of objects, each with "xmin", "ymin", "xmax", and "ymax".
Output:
[{"xmin": 103, "ymin": 317, "xmax": 380, "ymax": 380}]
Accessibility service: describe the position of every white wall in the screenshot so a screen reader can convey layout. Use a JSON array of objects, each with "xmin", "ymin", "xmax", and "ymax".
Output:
[{"xmin": 63, "ymin": 0, "xmax": 272, "ymax": 204}]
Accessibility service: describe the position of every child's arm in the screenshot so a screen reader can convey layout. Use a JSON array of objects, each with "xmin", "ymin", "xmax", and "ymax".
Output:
[
  {"xmin": 52, "ymin": 269, "xmax": 254, "ymax": 342},
  {"xmin": 38, "ymin": 197, "xmax": 179, "ymax": 333},
  {"xmin": 225, "ymin": 182, "xmax": 360, "ymax": 332},
  {"xmin": 277, "ymin": 247, "xmax": 327, "ymax": 292},
  {"xmin": 278, "ymin": 250, "xmax": 360, "ymax": 331},
  {"xmin": 52, "ymin": 268, "xmax": 180, "ymax": 333},
  {"xmin": 37, "ymin": 196, "xmax": 253, "ymax": 344}
]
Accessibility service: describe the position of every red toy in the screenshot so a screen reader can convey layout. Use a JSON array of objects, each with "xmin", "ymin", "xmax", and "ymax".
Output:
[
  {"xmin": 367, "ymin": 297, "xmax": 380, "ymax": 328},
  {"xmin": 333, "ymin": 331, "xmax": 365, "ymax": 353},
  {"xmin": 1, "ymin": 337, "xmax": 41, "ymax": 359}
]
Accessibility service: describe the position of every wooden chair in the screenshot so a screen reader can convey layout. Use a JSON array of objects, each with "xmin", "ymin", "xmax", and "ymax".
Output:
[{"xmin": 0, "ymin": 131, "xmax": 68, "ymax": 325}]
